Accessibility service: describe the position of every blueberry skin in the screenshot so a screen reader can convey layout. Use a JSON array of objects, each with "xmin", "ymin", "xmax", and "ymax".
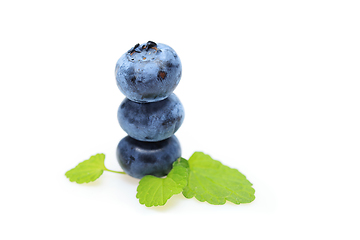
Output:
[
  {"xmin": 117, "ymin": 93, "xmax": 185, "ymax": 142},
  {"xmin": 115, "ymin": 41, "xmax": 182, "ymax": 103},
  {"xmin": 116, "ymin": 135, "xmax": 181, "ymax": 179}
]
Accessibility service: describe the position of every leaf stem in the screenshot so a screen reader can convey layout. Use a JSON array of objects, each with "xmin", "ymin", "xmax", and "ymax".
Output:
[{"xmin": 104, "ymin": 168, "xmax": 126, "ymax": 174}]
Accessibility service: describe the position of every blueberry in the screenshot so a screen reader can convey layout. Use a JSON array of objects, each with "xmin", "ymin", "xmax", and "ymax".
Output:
[
  {"xmin": 115, "ymin": 41, "xmax": 182, "ymax": 103},
  {"xmin": 116, "ymin": 135, "xmax": 181, "ymax": 179},
  {"xmin": 117, "ymin": 93, "xmax": 184, "ymax": 142}
]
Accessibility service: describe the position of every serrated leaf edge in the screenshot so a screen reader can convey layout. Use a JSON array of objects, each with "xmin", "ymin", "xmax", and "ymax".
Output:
[{"xmin": 183, "ymin": 152, "xmax": 256, "ymax": 205}]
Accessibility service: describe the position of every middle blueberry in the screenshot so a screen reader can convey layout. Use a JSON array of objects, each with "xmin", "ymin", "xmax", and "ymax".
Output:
[{"xmin": 117, "ymin": 93, "xmax": 185, "ymax": 142}]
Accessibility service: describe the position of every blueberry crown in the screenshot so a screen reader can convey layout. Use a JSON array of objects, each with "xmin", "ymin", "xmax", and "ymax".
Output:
[{"xmin": 128, "ymin": 41, "xmax": 158, "ymax": 55}]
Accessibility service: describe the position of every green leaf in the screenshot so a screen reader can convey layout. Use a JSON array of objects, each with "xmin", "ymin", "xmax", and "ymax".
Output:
[
  {"xmin": 65, "ymin": 153, "xmax": 106, "ymax": 183},
  {"xmin": 136, "ymin": 158, "xmax": 189, "ymax": 207},
  {"xmin": 182, "ymin": 152, "xmax": 255, "ymax": 205}
]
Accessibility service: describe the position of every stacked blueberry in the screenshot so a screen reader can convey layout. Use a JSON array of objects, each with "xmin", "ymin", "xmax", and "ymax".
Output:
[{"xmin": 115, "ymin": 41, "xmax": 184, "ymax": 179}]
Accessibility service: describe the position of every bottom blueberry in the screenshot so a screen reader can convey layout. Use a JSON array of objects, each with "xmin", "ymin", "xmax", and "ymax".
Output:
[{"xmin": 116, "ymin": 135, "xmax": 181, "ymax": 179}]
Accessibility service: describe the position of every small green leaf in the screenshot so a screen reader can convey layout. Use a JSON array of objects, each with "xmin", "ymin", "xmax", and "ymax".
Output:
[
  {"xmin": 182, "ymin": 152, "xmax": 255, "ymax": 205},
  {"xmin": 65, "ymin": 153, "xmax": 106, "ymax": 183},
  {"xmin": 168, "ymin": 158, "xmax": 189, "ymax": 189},
  {"xmin": 136, "ymin": 158, "xmax": 188, "ymax": 207}
]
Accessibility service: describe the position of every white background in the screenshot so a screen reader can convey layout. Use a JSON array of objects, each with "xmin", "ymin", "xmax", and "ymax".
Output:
[{"xmin": 1, "ymin": 0, "xmax": 359, "ymax": 239}]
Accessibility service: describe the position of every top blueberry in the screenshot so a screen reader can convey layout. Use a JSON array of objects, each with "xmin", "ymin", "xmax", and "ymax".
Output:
[{"xmin": 115, "ymin": 41, "xmax": 182, "ymax": 103}]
